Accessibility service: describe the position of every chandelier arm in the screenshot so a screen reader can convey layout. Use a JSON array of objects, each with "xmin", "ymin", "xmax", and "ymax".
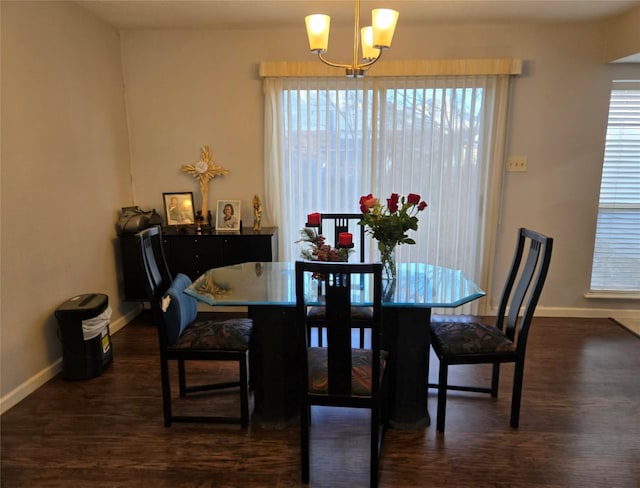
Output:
[
  {"xmin": 358, "ymin": 52, "xmax": 383, "ymax": 70},
  {"xmin": 317, "ymin": 53, "xmax": 352, "ymax": 70},
  {"xmin": 317, "ymin": 51, "xmax": 383, "ymax": 71}
]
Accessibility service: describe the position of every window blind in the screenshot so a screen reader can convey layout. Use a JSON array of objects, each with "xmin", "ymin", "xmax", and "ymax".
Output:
[
  {"xmin": 590, "ymin": 81, "xmax": 640, "ymax": 292},
  {"xmin": 264, "ymin": 75, "xmax": 512, "ymax": 314}
]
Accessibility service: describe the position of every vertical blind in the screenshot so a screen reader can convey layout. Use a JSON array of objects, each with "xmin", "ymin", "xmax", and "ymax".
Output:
[
  {"xmin": 590, "ymin": 81, "xmax": 640, "ymax": 292},
  {"xmin": 264, "ymin": 75, "xmax": 511, "ymax": 314}
]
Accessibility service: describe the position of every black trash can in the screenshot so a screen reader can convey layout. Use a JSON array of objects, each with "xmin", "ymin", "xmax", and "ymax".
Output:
[{"xmin": 55, "ymin": 293, "xmax": 113, "ymax": 380}]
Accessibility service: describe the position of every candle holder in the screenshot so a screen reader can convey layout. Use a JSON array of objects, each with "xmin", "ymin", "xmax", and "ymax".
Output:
[{"xmin": 337, "ymin": 243, "xmax": 354, "ymax": 249}]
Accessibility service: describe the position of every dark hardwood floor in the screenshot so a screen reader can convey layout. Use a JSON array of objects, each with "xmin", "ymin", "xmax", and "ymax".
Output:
[{"xmin": 2, "ymin": 313, "xmax": 639, "ymax": 487}]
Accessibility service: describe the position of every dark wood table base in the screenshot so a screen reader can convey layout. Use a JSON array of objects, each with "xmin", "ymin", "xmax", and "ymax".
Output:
[{"xmin": 248, "ymin": 305, "xmax": 432, "ymax": 429}]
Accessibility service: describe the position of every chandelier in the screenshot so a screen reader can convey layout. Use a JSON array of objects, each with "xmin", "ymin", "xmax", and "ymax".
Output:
[{"xmin": 304, "ymin": 0, "xmax": 399, "ymax": 78}]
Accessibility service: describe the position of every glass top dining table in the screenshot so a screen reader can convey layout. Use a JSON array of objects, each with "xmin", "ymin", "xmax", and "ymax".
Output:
[
  {"xmin": 184, "ymin": 261, "xmax": 485, "ymax": 428},
  {"xmin": 185, "ymin": 261, "xmax": 485, "ymax": 308}
]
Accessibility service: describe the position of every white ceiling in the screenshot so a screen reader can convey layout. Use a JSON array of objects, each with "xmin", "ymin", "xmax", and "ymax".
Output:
[{"xmin": 77, "ymin": 0, "xmax": 640, "ymax": 30}]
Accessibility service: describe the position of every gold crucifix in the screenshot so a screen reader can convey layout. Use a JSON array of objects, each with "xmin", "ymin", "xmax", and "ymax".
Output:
[{"xmin": 181, "ymin": 145, "xmax": 229, "ymax": 217}]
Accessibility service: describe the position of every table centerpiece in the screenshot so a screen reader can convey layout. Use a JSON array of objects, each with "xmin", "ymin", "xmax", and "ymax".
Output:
[{"xmin": 358, "ymin": 192, "xmax": 428, "ymax": 280}]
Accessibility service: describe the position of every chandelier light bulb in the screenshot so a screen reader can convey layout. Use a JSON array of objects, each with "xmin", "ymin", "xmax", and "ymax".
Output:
[
  {"xmin": 372, "ymin": 8, "xmax": 398, "ymax": 48},
  {"xmin": 305, "ymin": 14, "xmax": 330, "ymax": 53},
  {"xmin": 361, "ymin": 26, "xmax": 379, "ymax": 60}
]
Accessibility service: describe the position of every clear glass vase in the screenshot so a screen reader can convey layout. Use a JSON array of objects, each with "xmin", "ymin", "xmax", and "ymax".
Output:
[{"xmin": 379, "ymin": 242, "xmax": 397, "ymax": 281}]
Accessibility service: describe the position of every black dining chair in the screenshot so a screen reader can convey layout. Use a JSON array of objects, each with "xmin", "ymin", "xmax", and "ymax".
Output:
[
  {"xmin": 306, "ymin": 213, "xmax": 372, "ymax": 347},
  {"xmin": 429, "ymin": 227, "xmax": 553, "ymax": 433},
  {"xmin": 296, "ymin": 260, "xmax": 388, "ymax": 488},
  {"xmin": 135, "ymin": 226, "xmax": 252, "ymax": 428}
]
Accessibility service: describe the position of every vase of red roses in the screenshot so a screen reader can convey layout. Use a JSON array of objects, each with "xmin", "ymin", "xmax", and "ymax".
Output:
[{"xmin": 358, "ymin": 192, "xmax": 428, "ymax": 280}]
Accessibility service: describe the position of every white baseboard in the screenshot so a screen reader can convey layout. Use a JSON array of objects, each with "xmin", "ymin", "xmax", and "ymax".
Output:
[
  {"xmin": 533, "ymin": 306, "xmax": 640, "ymax": 319},
  {"xmin": 0, "ymin": 357, "xmax": 64, "ymax": 416},
  {"xmin": 480, "ymin": 305, "xmax": 639, "ymax": 319},
  {"xmin": 109, "ymin": 304, "xmax": 143, "ymax": 334},
  {"xmin": 0, "ymin": 305, "xmax": 143, "ymax": 415}
]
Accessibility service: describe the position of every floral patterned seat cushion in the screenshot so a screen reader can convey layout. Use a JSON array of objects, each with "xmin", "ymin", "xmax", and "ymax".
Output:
[
  {"xmin": 163, "ymin": 272, "xmax": 252, "ymax": 351},
  {"xmin": 430, "ymin": 321, "xmax": 515, "ymax": 357},
  {"xmin": 306, "ymin": 347, "xmax": 388, "ymax": 397},
  {"xmin": 172, "ymin": 318, "xmax": 253, "ymax": 351}
]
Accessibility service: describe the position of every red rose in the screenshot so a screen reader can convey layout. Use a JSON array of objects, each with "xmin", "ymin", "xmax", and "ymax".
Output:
[
  {"xmin": 387, "ymin": 197, "xmax": 399, "ymax": 213},
  {"xmin": 359, "ymin": 194, "xmax": 377, "ymax": 213},
  {"xmin": 418, "ymin": 201, "xmax": 428, "ymax": 211},
  {"xmin": 407, "ymin": 193, "xmax": 421, "ymax": 205},
  {"xmin": 359, "ymin": 194, "xmax": 374, "ymax": 205}
]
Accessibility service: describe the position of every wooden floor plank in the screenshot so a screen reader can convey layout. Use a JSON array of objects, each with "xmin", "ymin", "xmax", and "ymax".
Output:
[{"xmin": 2, "ymin": 313, "xmax": 639, "ymax": 487}]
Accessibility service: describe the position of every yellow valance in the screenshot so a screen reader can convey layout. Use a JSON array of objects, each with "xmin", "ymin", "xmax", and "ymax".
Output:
[{"xmin": 259, "ymin": 58, "xmax": 522, "ymax": 77}]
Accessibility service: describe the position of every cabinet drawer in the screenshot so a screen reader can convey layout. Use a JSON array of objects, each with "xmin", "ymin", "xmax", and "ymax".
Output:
[
  {"xmin": 166, "ymin": 236, "xmax": 224, "ymax": 280},
  {"xmin": 222, "ymin": 235, "xmax": 274, "ymax": 264}
]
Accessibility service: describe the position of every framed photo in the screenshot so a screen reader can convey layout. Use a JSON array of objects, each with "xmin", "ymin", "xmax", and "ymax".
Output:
[
  {"xmin": 216, "ymin": 200, "xmax": 241, "ymax": 231},
  {"xmin": 163, "ymin": 192, "xmax": 195, "ymax": 226}
]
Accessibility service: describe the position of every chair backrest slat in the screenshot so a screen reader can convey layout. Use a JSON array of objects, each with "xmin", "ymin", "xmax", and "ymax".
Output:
[
  {"xmin": 136, "ymin": 227, "xmax": 174, "ymax": 340},
  {"xmin": 325, "ymin": 270, "xmax": 354, "ymax": 395},
  {"xmin": 498, "ymin": 228, "xmax": 553, "ymax": 352},
  {"xmin": 296, "ymin": 260, "xmax": 383, "ymax": 398}
]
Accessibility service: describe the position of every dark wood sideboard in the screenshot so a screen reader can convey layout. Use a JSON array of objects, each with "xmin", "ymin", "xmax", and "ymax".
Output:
[{"xmin": 120, "ymin": 226, "xmax": 278, "ymax": 301}]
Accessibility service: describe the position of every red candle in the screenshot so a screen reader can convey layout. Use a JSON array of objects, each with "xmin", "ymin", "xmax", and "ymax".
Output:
[
  {"xmin": 338, "ymin": 232, "xmax": 353, "ymax": 246},
  {"xmin": 307, "ymin": 212, "xmax": 321, "ymax": 225}
]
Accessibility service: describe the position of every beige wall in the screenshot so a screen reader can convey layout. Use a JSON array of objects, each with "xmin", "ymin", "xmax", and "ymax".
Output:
[
  {"xmin": 1, "ymin": 1, "xmax": 136, "ymax": 410},
  {"xmin": 121, "ymin": 29, "xmax": 266, "ymax": 218},
  {"xmin": 606, "ymin": 5, "xmax": 640, "ymax": 62},
  {"xmin": 121, "ymin": 21, "xmax": 640, "ymax": 315},
  {"xmin": 1, "ymin": 1, "xmax": 639, "ymax": 412}
]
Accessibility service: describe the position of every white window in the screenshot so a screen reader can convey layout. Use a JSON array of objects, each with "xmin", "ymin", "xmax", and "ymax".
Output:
[
  {"xmin": 590, "ymin": 81, "xmax": 640, "ymax": 293},
  {"xmin": 264, "ymin": 75, "xmax": 512, "ymax": 314}
]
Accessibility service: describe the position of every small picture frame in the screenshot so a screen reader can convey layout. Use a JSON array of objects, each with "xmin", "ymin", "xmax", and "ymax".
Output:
[
  {"xmin": 163, "ymin": 192, "xmax": 195, "ymax": 226},
  {"xmin": 216, "ymin": 200, "xmax": 241, "ymax": 231}
]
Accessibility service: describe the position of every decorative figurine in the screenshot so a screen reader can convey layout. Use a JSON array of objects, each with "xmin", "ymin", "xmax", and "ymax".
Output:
[
  {"xmin": 195, "ymin": 210, "xmax": 204, "ymax": 234},
  {"xmin": 253, "ymin": 194, "xmax": 263, "ymax": 233}
]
